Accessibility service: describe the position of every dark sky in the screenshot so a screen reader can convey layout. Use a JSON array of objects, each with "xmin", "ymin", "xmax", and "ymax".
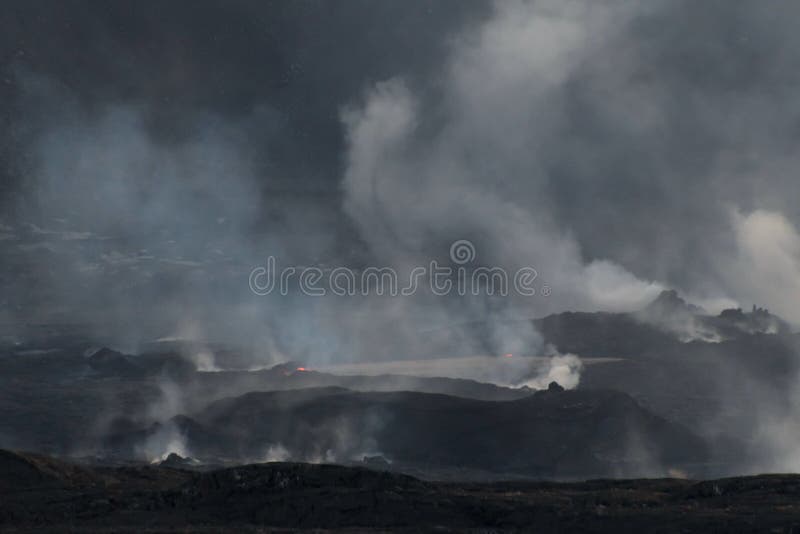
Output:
[{"xmin": 0, "ymin": 0, "xmax": 488, "ymax": 202}]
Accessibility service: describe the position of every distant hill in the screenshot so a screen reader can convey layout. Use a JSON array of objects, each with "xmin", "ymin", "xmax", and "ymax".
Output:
[
  {"xmin": 104, "ymin": 386, "xmax": 709, "ymax": 479},
  {"xmin": 536, "ymin": 290, "xmax": 792, "ymax": 356}
]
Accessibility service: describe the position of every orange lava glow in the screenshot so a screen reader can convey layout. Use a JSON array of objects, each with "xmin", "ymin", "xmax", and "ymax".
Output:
[
  {"xmin": 296, "ymin": 367, "xmax": 308, "ymax": 372},
  {"xmin": 503, "ymin": 353, "xmax": 513, "ymax": 358}
]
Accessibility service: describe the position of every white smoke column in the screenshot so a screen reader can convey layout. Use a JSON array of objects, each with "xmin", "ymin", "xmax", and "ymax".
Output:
[
  {"xmin": 138, "ymin": 422, "xmax": 189, "ymax": 463},
  {"xmin": 261, "ymin": 443, "xmax": 291, "ymax": 463},
  {"xmin": 521, "ymin": 354, "xmax": 583, "ymax": 390},
  {"xmin": 341, "ymin": 1, "xmax": 663, "ymax": 315},
  {"xmin": 160, "ymin": 320, "xmax": 221, "ymax": 372},
  {"xmin": 723, "ymin": 209, "xmax": 800, "ymax": 325},
  {"xmin": 146, "ymin": 378, "xmax": 186, "ymax": 423}
]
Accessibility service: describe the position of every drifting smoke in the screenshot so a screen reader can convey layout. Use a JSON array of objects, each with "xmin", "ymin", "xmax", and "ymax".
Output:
[
  {"xmin": 337, "ymin": 0, "xmax": 800, "ymax": 329},
  {"xmin": 341, "ymin": 2, "xmax": 672, "ymax": 313},
  {"xmin": 521, "ymin": 354, "xmax": 583, "ymax": 390},
  {"xmin": 138, "ymin": 422, "xmax": 189, "ymax": 464},
  {"xmin": 4, "ymin": 73, "xmax": 569, "ymax": 377},
  {"xmin": 336, "ymin": 0, "xmax": 668, "ymax": 382},
  {"xmin": 725, "ymin": 210, "xmax": 800, "ymax": 325},
  {"xmin": 6, "ymin": 0, "xmax": 800, "ymax": 476},
  {"xmin": 5, "ymin": 0, "xmax": 800, "ymax": 368},
  {"xmin": 260, "ymin": 443, "xmax": 291, "ymax": 463}
]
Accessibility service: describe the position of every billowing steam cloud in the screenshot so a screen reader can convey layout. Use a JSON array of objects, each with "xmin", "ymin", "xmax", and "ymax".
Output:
[
  {"xmin": 725, "ymin": 210, "xmax": 800, "ymax": 324},
  {"xmin": 341, "ymin": 0, "xmax": 800, "ymax": 326},
  {"xmin": 340, "ymin": 0, "xmax": 667, "ymax": 314},
  {"xmin": 5, "ymin": 0, "xmax": 800, "ymax": 384},
  {"xmin": 339, "ymin": 1, "xmax": 667, "ymax": 379}
]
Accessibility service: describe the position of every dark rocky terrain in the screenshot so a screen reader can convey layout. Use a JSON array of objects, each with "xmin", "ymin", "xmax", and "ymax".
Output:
[
  {"xmin": 1, "ymin": 292, "xmax": 799, "ymax": 530},
  {"xmin": 0, "ymin": 339, "xmax": 709, "ymax": 477},
  {"xmin": 3, "ymin": 448, "xmax": 800, "ymax": 532}
]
